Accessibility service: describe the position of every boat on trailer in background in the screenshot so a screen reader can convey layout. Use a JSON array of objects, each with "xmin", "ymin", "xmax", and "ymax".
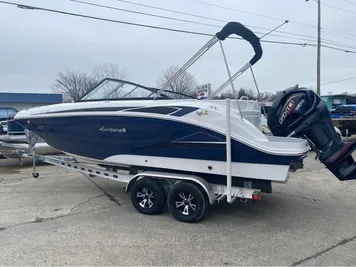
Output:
[
  {"xmin": 0, "ymin": 117, "xmax": 59, "ymax": 160},
  {"xmin": 14, "ymin": 21, "xmax": 356, "ymax": 223}
]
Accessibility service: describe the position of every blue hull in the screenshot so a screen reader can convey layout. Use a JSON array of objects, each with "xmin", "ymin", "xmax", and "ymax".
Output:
[{"xmin": 17, "ymin": 116, "xmax": 300, "ymax": 166}]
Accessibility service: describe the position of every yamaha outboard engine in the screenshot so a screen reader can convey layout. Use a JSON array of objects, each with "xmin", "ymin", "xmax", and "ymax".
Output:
[{"xmin": 268, "ymin": 85, "xmax": 356, "ymax": 181}]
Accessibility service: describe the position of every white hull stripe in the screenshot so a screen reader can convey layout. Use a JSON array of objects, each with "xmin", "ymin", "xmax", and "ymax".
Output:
[{"xmin": 103, "ymin": 155, "xmax": 290, "ymax": 182}]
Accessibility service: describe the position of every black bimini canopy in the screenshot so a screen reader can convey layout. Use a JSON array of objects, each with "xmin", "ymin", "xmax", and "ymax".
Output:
[{"xmin": 215, "ymin": 22, "xmax": 263, "ymax": 66}]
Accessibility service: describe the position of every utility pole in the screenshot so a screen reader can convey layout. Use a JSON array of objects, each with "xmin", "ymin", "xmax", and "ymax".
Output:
[{"xmin": 306, "ymin": 0, "xmax": 321, "ymax": 96}]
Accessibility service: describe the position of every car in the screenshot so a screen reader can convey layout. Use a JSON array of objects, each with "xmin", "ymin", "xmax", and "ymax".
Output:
[{"xmin": 330, "ymin": 105, "xmax": 356, "ymax": 118}]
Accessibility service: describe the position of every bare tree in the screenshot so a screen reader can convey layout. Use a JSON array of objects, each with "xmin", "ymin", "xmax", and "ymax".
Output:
[
  {"xmin": 52, "ymin": 63, "xmax": 127, "ymax": 102},
  {"xmin": 92, "ymin": 63, "xmax": 126, "ymax": 83},
  {"xmin": 216, "ymin": 88, "xmax": 257, "ymax": 100},
  {"xmin": 237, "ymin": 88, "xmax": 257, "ymax": 100},
  {"xmin": 157, "ymin": 65, "xmax": 197, "ymax": 99},
  {"xmin": 217, "ymin": 88, "xmax": 281, "ymax": 103},
  {"xmin": 51, "ymin": 71, "xmax": 96, "ymax": 102},
  {"xmin": 218, "ymin": 89, "xmax": 235, "ymax": 99},
  {"xmin": 91, "ymin": 63, "xmax": 128, "ymax": 99},
  {"xmin": 260, "ymin": 92, "xmax": 274, "ymax": 101},
  {"xmin": 261, "ymin": 91, "xmax": 280, "ymax": 102}
]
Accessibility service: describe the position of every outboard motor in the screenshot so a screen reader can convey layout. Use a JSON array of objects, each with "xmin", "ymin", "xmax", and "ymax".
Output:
[{"xmin": 267, "ymin": 85, "xmax": 356, "ymax": 181}]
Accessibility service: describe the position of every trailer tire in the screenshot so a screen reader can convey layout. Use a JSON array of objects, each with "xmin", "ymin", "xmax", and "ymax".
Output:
[
  {"xmin": 167, "ymin": 181, "xmax": 208, "ymax": 223},
  {"xmin": 130, "ymin": 178, "xmax": 166, "ymax": 215}
]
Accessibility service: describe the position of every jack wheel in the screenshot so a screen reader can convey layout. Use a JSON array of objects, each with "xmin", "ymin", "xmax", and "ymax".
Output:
[
  {"xmin": 130, "ymin": 177, "xmax": 166, "ymax": 215},
  {"xmin": 32, "ymin": 173, "xmax": 39, "ymax": 178},
  {"xmin": 167, "ymin": 181, "xmax": 208, "ymax": 223}
]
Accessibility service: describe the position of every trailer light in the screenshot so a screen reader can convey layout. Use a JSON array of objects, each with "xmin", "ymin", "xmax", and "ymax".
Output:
[{"xmin": 252, "ymin": 191, "xmax": 261, "ymax": 201}]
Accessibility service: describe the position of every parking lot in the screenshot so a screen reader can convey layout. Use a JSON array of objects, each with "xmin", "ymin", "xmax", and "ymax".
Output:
[{"xmin": 1, "ymin": 154, "xmax": 356, "ymax": 266}]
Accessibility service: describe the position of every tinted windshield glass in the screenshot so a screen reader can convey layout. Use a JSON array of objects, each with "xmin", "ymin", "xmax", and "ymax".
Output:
[
  {"xmin": 80, "ymin": 79, "xmax": 194, "ymax": 101},
  {"xmin": 0, "ymin": 108, "xmax": 17, "ymax": 119}
]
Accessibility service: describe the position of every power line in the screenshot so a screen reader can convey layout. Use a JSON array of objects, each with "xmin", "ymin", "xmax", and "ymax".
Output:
[
  {"xmin": 113, "ymin": 0, "xmax": 319, "ymax": 40},
  {"xmin": 306, "ymin": 0, "xmax": 356, "ymax": 40},
  {"xmin": 321, "ymin": 1, "xmax": 356, "ymax": 16},
  {"xmin": 342, "ymin": 0, "xmax": 356, "ymax": 6},
  {"xmin": 70, "ymin": 0, "xmax": 222, "ymax": 30},
  {"xmin": 189, "ymin": 0, "xmax": 308, "ymax": 25},
  {"xmin": 81, "ymin": 0, "xmax": 356, "ymax": 50},
  {"xmin": 189, "ymin": 0, "xmax": 356, "ymax": 40},
  {"xmin": 322, "ymin": 44, "xmax": 356, "ymax": 53},
  {"xmin": 1, "ymin": 1, "xmax": 356, "ymax": 54},
  {"xmin": 71, "ymin": 0, "xmax": 336, "ymax": 46},
  {"xmin": 305, "ymin": 76, "xmax": 356, "ymax": 88},
  {"xmin": 111, "ymin": 0, "xmax": 356, "ymax": 50},
  {"xmin": 321, "ymin": 76, "xmax": 356, "ymax": 86},
  {"xmin": 322, "ymin": 40, "xmax": 356, "ymax": 50},
  {"xmin": 320, "ymin": 30, "xmax": 356, "ymax": 42},
  {"xmin": 114, "ymin": 0, "xmax": 292, "ymax": 35}
]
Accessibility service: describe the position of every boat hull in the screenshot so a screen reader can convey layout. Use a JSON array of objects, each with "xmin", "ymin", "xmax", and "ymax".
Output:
[{"xmin": 16, "ymin": 115, "xmax": 304, "ymax": 181}]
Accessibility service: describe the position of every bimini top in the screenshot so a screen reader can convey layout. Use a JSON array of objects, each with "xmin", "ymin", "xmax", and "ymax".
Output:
[{"xmin": 78, "ymin": 78, "xmax": 196, "ymax": 102}]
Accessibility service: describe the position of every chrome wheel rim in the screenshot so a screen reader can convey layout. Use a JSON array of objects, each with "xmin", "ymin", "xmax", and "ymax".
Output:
[
  {"xmin": 175, "ymin": 192, "xmax": 196, "ymax": 216},
  {"xmin": 136, "ymin": 187, "xmax": 155, "ymax": 209}
]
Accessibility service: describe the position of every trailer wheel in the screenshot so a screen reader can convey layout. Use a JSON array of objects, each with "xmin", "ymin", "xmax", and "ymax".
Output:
[
  {"xmin": 167, "ymin": 181, "xmax": 208, "ymax": 223},
  {"xmin": 130, "ymin": 178, "xmax": 166, "ymax": 215}
]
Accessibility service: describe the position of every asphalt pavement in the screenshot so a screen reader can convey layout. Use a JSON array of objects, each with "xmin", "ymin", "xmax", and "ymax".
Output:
[{"xmin": 1, "ymin": 154, "xmax": 356, "ymax": 266}]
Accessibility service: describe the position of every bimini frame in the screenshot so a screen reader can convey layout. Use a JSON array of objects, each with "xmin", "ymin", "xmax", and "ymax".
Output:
[{"xmin": 154, "ymin": 20, "xmax": 288, "ymax": 118}]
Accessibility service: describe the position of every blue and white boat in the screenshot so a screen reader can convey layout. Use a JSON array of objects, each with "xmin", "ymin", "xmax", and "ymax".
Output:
[
  {"xmin": 14, "ymin": 21, "xmax": 356, "ymax": 190},
  {"xmin": 14, "ymin": 78, "xmax": 309, "ymax": 190}
]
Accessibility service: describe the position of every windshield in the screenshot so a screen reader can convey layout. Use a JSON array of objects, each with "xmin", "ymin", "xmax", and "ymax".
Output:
[
  {"xmin": 79, "ymin": 78, "xmax": 195, "ymax": 101},
  {"xmin": 0, "ymin": 107, "xmax": 17, "ymax": 120}
]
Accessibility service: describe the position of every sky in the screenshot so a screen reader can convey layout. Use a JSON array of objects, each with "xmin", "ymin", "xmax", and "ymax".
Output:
[{"xmin": 0, "ymin": 0, "xmax": 356, "ymax": 96}]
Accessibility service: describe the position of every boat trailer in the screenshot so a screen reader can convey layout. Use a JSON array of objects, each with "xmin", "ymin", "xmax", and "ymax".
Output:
[{"xmin": 17, "ymin": 101, "xmax": 262, "ymax": 223}]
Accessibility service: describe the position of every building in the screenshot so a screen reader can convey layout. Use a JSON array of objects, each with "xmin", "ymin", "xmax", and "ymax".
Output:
[
  {"xmin": 0, "ymin": 92, "xmax": 62, "ymax": 120},
  {"xmin": 321, "ymin": 93, "xmax": 356, "ymax": 110}
]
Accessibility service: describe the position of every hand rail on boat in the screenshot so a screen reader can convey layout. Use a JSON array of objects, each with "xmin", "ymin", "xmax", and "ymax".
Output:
[{"xmin": 225, "ymin": 98, "xmax": 232, "ymax": 201}]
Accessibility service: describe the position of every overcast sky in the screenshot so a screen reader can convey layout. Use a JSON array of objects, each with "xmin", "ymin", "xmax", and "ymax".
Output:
[{"xmin": 0, "ymin": 0, "xmax": 355, "ymax": 96}]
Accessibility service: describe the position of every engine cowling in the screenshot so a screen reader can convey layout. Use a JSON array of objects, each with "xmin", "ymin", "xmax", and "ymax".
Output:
[{"xmin": 267, "ymin": 85, "xmax": 356, "ymax": 181}]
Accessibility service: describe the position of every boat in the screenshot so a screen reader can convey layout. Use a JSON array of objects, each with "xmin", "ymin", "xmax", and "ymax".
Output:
[
  {"xmin": 14, "ymin": 21, "xmax": 356, "ymax": 189},
  {"xmin": 0, "ymin": 117, "xmax": 60, "ymax": 159},
  {"xmin": 0, "ymin": 119, "xmax": 28, "ymax": 143},
  {"xmin": 0, "ymin": 107, "xmax": 17, "ymax": 134},
  {"xmin": 0, "ymin": 141, "xmax": 59, "ymax": 159}
]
